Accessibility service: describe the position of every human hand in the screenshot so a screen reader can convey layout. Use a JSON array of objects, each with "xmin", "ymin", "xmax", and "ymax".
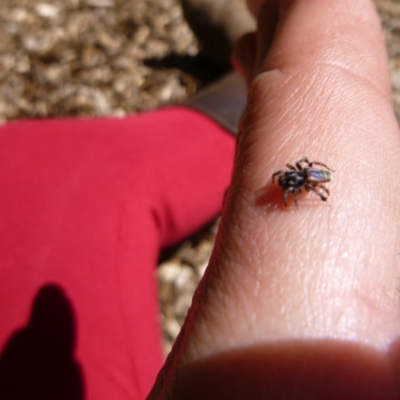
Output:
[{"xmin": 149, "ymin": 0, "xmax": 400, "ymax": 398}]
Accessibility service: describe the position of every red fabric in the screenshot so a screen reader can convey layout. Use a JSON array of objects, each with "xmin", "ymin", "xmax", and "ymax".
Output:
[{"xmin": 0, "ymin": 107, "xmax": 235, "ymax": 399}]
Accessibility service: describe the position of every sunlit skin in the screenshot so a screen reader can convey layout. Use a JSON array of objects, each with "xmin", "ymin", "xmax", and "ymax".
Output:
[{"xmin": 148, "ymin": 0, "xmax": 400, "ymax": 398}]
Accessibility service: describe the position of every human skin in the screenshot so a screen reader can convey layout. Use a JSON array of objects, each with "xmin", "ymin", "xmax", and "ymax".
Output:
[{"xmin": 148, "ymin": 0, "xmax": 400, "ymax": 398}]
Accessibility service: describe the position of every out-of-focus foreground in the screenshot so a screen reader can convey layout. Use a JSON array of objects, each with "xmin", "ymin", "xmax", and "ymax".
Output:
[{"xmin": 1, "ymin": 0, "xmax": 399, "ymax": 355}]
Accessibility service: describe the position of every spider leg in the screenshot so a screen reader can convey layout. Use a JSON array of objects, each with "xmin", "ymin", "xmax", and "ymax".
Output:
[
  {"xmin": 318, "ymin": 184, "xmax": 330, "ymax": 196},
  {"xmin": 283, "ymin": 190, "xmax": 289, "ymax": 206},
  {"xmin": 272, "ymin": 170, "xmax": 284, "ymax": 183},
  {"xmin": 305, "ymin": 183, "xmax": 328, "ymax": 201},
  {"xmin": 304, "ymin": 183, "xmax": 315, "ymax": 192},
  {"xmin": 283, "ymin": 187, "xmax": 300, "ymax": 206},
  {"xmin": 293, "ymin": 188, "xmax": 302, "ymax": 207},
  {"xmin": 283, "ymin": 187, "xmax": 295, "ymax": 206},
  {"xmin": 296, "ymin": 157, "xmax": 311, "ymax": 170},
  {"xmin": 308, "ymin": 161, "xmax": 334, "ymax": 172},
  {"xmin": 286, "ymin": 164, "xmax": 296, "ymax": 171}
]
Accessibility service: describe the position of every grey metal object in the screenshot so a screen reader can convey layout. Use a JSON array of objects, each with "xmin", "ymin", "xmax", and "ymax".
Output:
[{"xmin": 184, "ymin": 72, "xmax": 247, "ymax": 134}]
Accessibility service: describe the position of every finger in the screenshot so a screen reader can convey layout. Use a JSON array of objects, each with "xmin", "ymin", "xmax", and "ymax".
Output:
[
  {"xmin": 233, "ymin": 1, "xmax": 279, "ymax": 83},
  {"xmin": 233, "ymin": 32, "xmax": 258, "ymax": 85},
  {"xmin": 228, "ymin": 0, "xmax": 400, "ymax": 350},
  {"xmin": 246, "ymin": 0, "xmax": 275, "ymax": 19},
  {"xmin": 208, "ymin": 0, "xmax": 400, "ymax": 347},
  {"xmin": 149, "ymin": 0, "xmax": 400, "ymax": 397}
]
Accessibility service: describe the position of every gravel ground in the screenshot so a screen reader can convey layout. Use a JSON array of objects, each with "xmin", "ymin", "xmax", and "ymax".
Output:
[
  {"xmin": 1, "ymin": 0, "xmax": 400, "ymax": 356},
  {"xmin": 0, "ymin": 0, "xmax": 215, "ymax": 122}
]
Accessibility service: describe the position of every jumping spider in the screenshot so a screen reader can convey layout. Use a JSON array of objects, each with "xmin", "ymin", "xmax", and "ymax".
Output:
[{"xmin": 272, "ymin": 157, "xmax": 334, "ymax": 206}]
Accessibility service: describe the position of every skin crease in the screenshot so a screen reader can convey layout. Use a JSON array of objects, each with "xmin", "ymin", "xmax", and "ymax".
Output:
[{"xmin": 148, "ymin": 0, "xmax": 400, "ymax": 398}]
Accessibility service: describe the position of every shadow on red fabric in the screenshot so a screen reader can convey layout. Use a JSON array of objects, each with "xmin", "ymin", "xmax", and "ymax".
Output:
[{"xmin": 0, "ymin": 284, "xmax": 84, "ymax": 400}]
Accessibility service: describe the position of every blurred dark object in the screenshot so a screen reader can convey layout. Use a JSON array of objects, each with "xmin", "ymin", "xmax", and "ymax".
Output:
[{"xmin": 180, "ymin": 0, "xmax": 255, "ymax": 72}]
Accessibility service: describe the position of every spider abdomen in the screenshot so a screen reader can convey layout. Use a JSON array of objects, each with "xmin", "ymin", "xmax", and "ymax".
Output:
[{"xmin": 307, "ymin": 168, "xmax": 332, "ymax": 184}]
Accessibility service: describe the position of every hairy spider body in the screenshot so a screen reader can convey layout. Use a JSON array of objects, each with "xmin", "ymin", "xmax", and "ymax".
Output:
[{"xmin": 272, "ymin": 157, "xmax": 334, "ymax": 206}]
